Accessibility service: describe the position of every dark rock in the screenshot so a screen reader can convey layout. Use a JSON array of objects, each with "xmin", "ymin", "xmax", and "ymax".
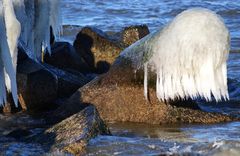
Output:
[
  {"xmin": 73, "ymin": 27, "xmax": 123, "ymax": 73},
  {"xmin": 6, "ymin": 129, "xmax": 32, "ymax": 140},
  {"xmin": 17, "ymin": 57, "xmax": 91, "ymax": 111},
  {"xmin": 17, "ymin": 45, "xmax": 29, "ymax": 63},
  {"xmin": 42, "ymin": 64, "xmax": 91, "ymax": 98},
  {"xmin": 121, "ymin": 25, "xmax": 150, "ymax": 47},
  {"xmin": 44, "ymin": 42, "xmax": 91, "ymax": 73},
  {"xmin": 50, "ymin": 26, "xmax": 55, "ymax": 45},
  {"xmin": 33, "ymin": 105, "xmax": 110, "ymax": 155},
  {"xmin": 17, "ymin": 58, "xmax": 58, "ymax": 111}
]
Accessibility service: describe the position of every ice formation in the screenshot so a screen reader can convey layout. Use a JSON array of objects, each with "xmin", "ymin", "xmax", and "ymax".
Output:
[
  {"xmin": 122, "ymin": 8, "xmax": 230, "ymax": 102},
  {"xmin": 0, "ymin": 0, "xmax": 61, "ymax": 107},
  {"xmin": 21, "ymin": 0, "xmax": 62, "ymax": 60}
]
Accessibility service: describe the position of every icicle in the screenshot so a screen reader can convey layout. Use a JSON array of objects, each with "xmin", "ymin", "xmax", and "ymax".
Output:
[
  {"xmin": 149, "ymin": 8, "xmax": 230, "ymax": 102},
  {"xmin": 122, "ymin": 8, "xmax": 230, "ymax": 102},
  {"xmin": 0, "ymin": 1, "xmax": 19, "ymax": 107},
  {"xmin": 144, "ymin": 63, "xmax": 148, "ymax": 100},
  {"xmin": 0, "ymin": 1, "xmax": 6, "ymax": 106},
  {"xmin": 33, "ymin": 0, "xmax": 50, "ymax": 60},
  {"xmin": 13, "ymin": 0, "xmax": 28, "ymax": 45},
  {"xmin": 49, "ymin": 0, "xmax": 62, "ymax": 40},
  {"xmin": 22, "ymin": 0, "xmax": 35, "ymax": 60},
  {"xmin": 3, "ymin": 0, "xmax": 21, "ymax": 73},
  {"xmin": 0, "ymin": 57, "xmax": 7, "ymax": 106},
  {"xmin": 2, "ymin": 0, "xmax": 21, "ymax": 107}
]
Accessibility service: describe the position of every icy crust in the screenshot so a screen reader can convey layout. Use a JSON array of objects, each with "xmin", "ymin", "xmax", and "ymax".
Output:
[{"xmin": 121, "ymin": 8, "xmax": 230, "ymax": 102}]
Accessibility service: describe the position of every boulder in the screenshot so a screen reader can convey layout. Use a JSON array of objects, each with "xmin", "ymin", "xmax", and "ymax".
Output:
[
  {"xmin": 73, "ymin": 25, "xmax": 151, "ymax": 74},
  {"xmin": 44, "ymin": 42, "xmax": 91, "ymax": 73},
  {"xmin": 73, "ymin": 27, "xmax": 123, "ymax": 73},
  {"xmin": 17, "ymin": 57, "xmax": 91, "ymax": 111},
  {"xmin": 66, "ymin": 70, "xmax": 236, "ymax": 124},
  {"xmin": 42, "ymin": 64, "xmax": 91, "ymax": 98},
  {"xmin": 33, "ymin": 105, "xmax": 110, "ymax": 155},
  {"xmin": 64, "ymin": 41, "xmax": 238, "ymax": 124},
  {"xmin": 121, "ymin": 25, "xmax": 150, "ymax": 47},
  {"xmin": 17, "ymin": 58, "xmax": 58, "ymax": 111}
]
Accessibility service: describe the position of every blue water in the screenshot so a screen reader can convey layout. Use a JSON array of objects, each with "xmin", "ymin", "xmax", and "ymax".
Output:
[{"xmin": 61, "ymin": 0, "xmax": 240, "ymax": 51}]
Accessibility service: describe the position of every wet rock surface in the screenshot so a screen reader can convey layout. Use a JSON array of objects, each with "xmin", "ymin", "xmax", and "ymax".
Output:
[
  {"xmin": 66, "ymin": 57, "xmax": 238, "ymax": 124},
  {"xmin": 121, "ymin": 25, "xmax": 150, "ymax": 47},
  {"xmin": 68, "ymin": 80, "xmax": 235, "ymax": 124},
  {"xmin": 32, "ymin": 105, "xmax": 110, "ymax": 155}
]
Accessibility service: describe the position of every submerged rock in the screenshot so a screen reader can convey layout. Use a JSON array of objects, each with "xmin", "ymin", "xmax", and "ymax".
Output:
[{"xmin": 33, "ymin": 105, "xmax": 109, "ymax": 155}]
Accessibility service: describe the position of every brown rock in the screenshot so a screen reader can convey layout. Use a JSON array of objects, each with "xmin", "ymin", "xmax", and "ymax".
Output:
[
  {"xmin": 65, "ymin": 56, "xmax": 238, "ymax": 124},
  {"xmin": 122, "ymin": 25, "xmax": 150, "ymax": 47},
  {"xmin": 44, "ymin": 42, "xmax": 91, "ymax": 73},
  {"xmin": 73, "ymin": 25, "xmax": 150, "ymax": 74},
  {"xmin": 73, "ymin": 27, "xmax": 123, "ymax": 73},
  {"xmin": 33, "ymin": 105, "xmax": 109, "ymax": 155},
  {"xmin": 1, "ymin": 93, "xmax": 20, "ymax": 114}
]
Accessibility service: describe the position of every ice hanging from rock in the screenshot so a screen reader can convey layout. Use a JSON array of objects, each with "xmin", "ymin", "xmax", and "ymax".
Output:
[
  {"xmin": 122, "ymin": 8, "xmax": 230, "ymax": 102},
  {"xmin": 0, "ymin": 0, "xmax": 20, "ymax": 107},
  {"xmin": 0, "ymin": 0, "xmax": 62, "ymax": 107},
  {"xmin": 16, "ymin": 0, "xmax": 62, "ymax": 61}
]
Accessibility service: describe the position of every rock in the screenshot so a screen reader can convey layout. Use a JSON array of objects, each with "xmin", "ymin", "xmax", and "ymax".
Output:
[
  {"xmin": 73, "ymin": 27, "xmax": 123, "ymax": 73},
  {"xmin": 68, "ymin": 79, "xmax": 235, "ymax": 124},
  {"xmin": 73, "ymin": 25, "xmax": 150, "ymax": 74},
  {"xmin": 42, "ymin": 64, "xmax": 91, "ymax": 98},
  {"xmin": 33, "ymin": 105, "xmax": 110, "ymax": 155},
  {"xmin": 44, "ymin": 42, "xmax": 91, "ymax": 73},
  {"xmin": 1, "ymin": 94, "xmax": 20, "ymax": 114},
  {"xmin": 17, "ymin": 45, "xmax": 29, "ymax": 63},
  {"xmin": 6, "ymin": 129, "xmax": 32, "ymax": 140},
  {"xmin": 17, "ymin": 57, "xmax": 91, "ymax": 111},
  {"xmin": 121, "ymin": 25, "xmax": 150, "ymax": 47},
  {"xmin": 17, "ymin": 58, "xmax": 58, "ymax": 111},
  {"xmin": 64, "ymin": 55, "xmax": 238, "ymax": 124}
]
